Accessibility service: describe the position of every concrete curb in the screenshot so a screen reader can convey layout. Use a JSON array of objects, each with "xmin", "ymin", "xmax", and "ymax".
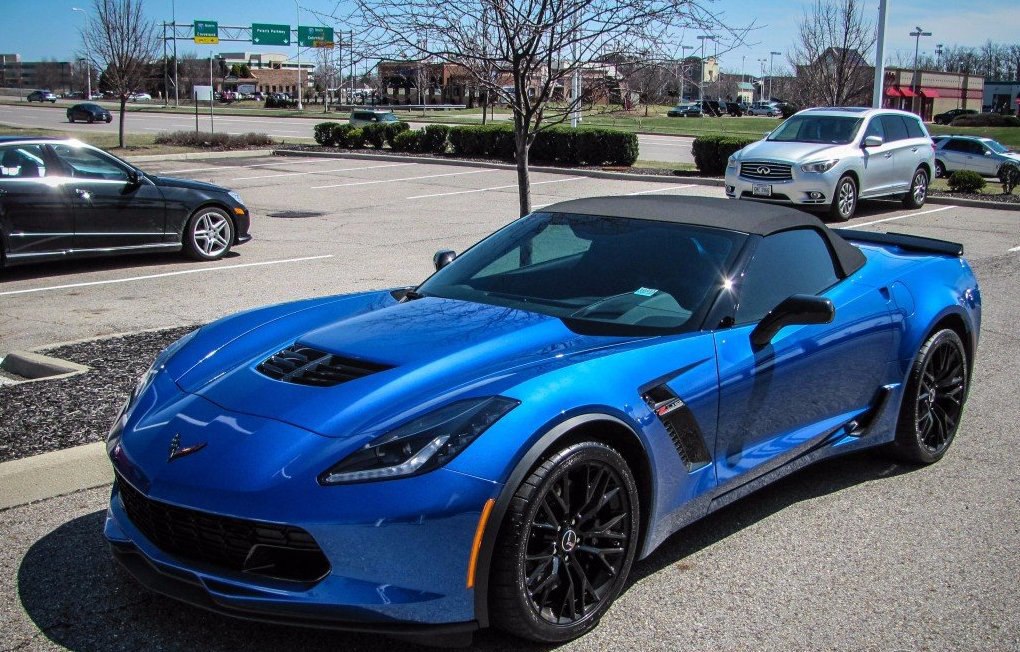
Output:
[
  {"xmin": 273, "ymin": 149, "xmax": 726, "ymax": 187},
  {"xmin": 0, "ymin": 350, "xmax": 89, "ymax": 384},
  {"xmin": 124, "ymin": 148, "xmax": 276, "ymax": 163},
  {"xmin": 926, "ymin": 195, "xmax": 1020, "ymax": 211},
  {"xmin": 0, "ymin": 442, "xmax": 111, "ymax": 511}
]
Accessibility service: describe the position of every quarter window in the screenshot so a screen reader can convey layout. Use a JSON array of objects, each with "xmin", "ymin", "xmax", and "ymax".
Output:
[
  {"xmin": 903, "ymin": 117, "xmax": 926, "ymax": 139},
  {"xmin": 735, "ymin": 229, "xmax": 839, "ymax": 324}
]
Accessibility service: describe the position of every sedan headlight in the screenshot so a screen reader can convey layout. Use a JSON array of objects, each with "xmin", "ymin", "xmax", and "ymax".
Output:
[
  {"xmin": 801, "ymin": 159, "xmax": 839, "ymax": 173},
  {"xmin": 227, "ymin": 191, "xmax": 245, "ymax": 206},
  {"xmin": 319, "ymin": 396, "xmax": 519, "ymax": 485}
]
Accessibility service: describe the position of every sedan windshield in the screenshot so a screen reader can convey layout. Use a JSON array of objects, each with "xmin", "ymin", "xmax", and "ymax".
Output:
[
  {"xmin": 768, "ymin": 115, "xmax": 863, "ymax": 144},
  {"xmin": 417, "ymin": 212, "xmax": 747, "ymax": 334}
]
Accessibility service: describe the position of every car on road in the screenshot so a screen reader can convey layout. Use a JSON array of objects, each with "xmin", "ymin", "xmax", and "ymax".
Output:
[
  {"xmin": 932, "ymin": 108, "xmax": 978, "ymax": 125},
  {"xmin": 667, "ymin": 102, "xmax": 702, "ymax": 117},
  {"xmin": 128, "ymin": 92, "xmax": 152, "ymax": 102},
  {"xmin": 66, "ymin": 103, "xmax": 113, "ymax": 124},
  {"xmin": 0, "ymin": 137, "xmax": 251, "ymax": 269},
  {"xmin": 747, "ymin": 101, "xmax": 780, "ymax": 116},
  {"xmin": 104, "ymin": 195, "xmax": 979, "ymax": 645},
  {"xmin": 26, "ymin": 90, "xmax": 57, "ymax": 103},
  {"xmin": 725, "ymin": 107, "xmax": 935, "ymax": 220},
  {"xmin": 349, "ymin": 109, "xmax": 400, "ymax": 127},
  {"xmin": 932, "ymin": 134, "xmax": 1019, "ymax": 178}
]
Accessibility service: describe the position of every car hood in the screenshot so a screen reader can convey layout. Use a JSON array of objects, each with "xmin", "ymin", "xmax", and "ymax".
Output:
[
  {"xmin": 737, "ymin": 139, "xmax": 848, "ymax": 163},
  {"xmin": 148, "ymin": 174, "xmax": 230, "ymax": 193},
  {"xmin": 175, "ymin": 293, "xmax": 639, "ymax": 439}
]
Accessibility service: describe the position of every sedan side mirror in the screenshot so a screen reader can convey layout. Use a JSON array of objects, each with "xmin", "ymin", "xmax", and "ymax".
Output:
[
  {"xmin": 433, "ymin": 249, "xmax": 457, "ymax": 271},
  {"xmin": 863, "ymin": 135, "xmax": 883, "ymax": 148},
  {"xmin": 751, "ymin": 294, "xmax": 834, "ymax": 349},
  {"xmin": 126, "ymin": 169, "xmax": 141, "ymax": 185}
]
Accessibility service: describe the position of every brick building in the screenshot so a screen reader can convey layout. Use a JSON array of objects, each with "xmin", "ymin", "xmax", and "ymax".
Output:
[{"xmin": 881, "ymin": 68, "xmax": 984, "ymax": 121}]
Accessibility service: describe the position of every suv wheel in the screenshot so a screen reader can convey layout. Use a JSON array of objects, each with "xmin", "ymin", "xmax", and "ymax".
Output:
[
  {"xmin": 828, "ymin": 175, "xmax": 857, "ymax": 221},
  {"xmin": 902, "ymin": 168, "xmax": 929, "ymax": 209},
  {"xmin": 934, "ymin": 160, "xmax": 946, "ymax": 178}
]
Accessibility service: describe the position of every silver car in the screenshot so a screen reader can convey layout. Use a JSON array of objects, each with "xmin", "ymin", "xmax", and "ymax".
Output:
[
  {"xmin": 349, "ymin": 110, "xmax": 400, "ymax": 127},
  {"xmin": 725, "ymin": 107, "xmax": 935, "ymax": 221},
  {"xmin": 933, "ymin": 135, "xmax": 1020, "ymax": 178}
]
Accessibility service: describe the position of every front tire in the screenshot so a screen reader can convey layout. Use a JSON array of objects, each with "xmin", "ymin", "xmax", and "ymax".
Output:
[
  {"xmin": 87, "ymin": 114, "xmax": 95, "ymax": 124},
  {"xmin": 891, "ymin": 329, "xmax": 968, "ymax": 464},
  {"xmin": 902, "ymin": 167, "xmax": 929, "ymax": 209},
  {"xmin": 934, "ymin": 160, "xmax": 946, "ymax": 178},
  {"xmin": 490, "ymin": 441, "xmax": 640, "ymax": 643},
  {"xmin": 828, "ymin": 174, "xmax": 857, "ymax": 221},
  {"xmin": 182, "ymin": 207, "xmax": 234, "ymax": 261}
]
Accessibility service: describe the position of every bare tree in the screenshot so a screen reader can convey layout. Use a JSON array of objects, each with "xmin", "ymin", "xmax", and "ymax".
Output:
[
  {"xmin": 347, "ymin": 0, "xmax": 724, "ymax": 216},
  {"xmin": 788, "ymin": 0, "xmax": 875, "ymax": 107},
  {"xmin": 81, "ymin": 0, "xmax": 158, "ymax": 147}
]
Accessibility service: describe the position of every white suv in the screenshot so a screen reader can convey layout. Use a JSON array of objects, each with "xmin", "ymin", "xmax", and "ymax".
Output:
[{"xmin": 725, "ymin": 107, "xmax": 935, "ymax": 220}]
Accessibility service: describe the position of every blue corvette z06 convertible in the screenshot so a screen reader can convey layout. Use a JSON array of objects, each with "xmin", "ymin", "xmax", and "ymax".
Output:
[{"xmin": 105, "ymin": 196, "xmax": 980, "ymax": 644}]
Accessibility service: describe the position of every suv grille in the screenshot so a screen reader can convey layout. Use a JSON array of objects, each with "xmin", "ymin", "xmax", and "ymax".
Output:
[
  {"xmin": 257, "ymin": 345, "xmax": 391, "ymax": 387},
  {"xmin": 117, "ymin": 475, "xmax": 330, "ymax": 583},
  {"xmin": 740, "ymin": 161, "xmax": 793, "ymax": 181}
]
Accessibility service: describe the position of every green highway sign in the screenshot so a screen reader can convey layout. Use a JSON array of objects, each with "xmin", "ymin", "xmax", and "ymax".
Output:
[
  {"xmin": 251, "ymin": 23, "xmax": 291, "ymax": 46},
  {"xmin": 193, "ymin": 20, "xmax": 219, "ymax": 44},
  {"xmin": 297, "ymin": 25, "xmax": 334, "ymax": 48}
]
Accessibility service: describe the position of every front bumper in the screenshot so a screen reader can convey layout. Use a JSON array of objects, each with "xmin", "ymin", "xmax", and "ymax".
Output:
[{"xmin": 724, "ymin": 165, "xmax": 839, "ymax": 207}]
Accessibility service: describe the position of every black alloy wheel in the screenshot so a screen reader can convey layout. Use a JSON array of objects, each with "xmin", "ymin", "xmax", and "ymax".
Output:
[
  {"xmin": 490, "ymin": 441, "xmax": 639, "ymax": 642},
  {"xmin": 893, "ymin": 328, "xmax": 968, "ymax": 464}
]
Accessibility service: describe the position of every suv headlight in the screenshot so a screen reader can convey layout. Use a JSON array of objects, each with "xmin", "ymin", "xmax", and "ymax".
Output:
[
  {"xmin": 801, "ymin": 159, "xmax": 839, "ymax": 173},
  {"xmin": 727, "ymin": 155, "xmax": 738, "ymax": 169},
  {"xmin": 319, "ymin": 396, "xmax": 519, "ymax": 485}
]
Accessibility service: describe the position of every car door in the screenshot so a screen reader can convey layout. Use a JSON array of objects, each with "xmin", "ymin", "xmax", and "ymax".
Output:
[
  {"xmin": 859, "ymin": 117, "xmax": 899, "ymax": 196},
  {"xmin": 940, "ymin": 138, "xmax": 975, "ymax": 173},
  {"xmin": 46, "ymin": 142, "xmax": 166, "ymax": 251},
  {"xmin": 976, "ymin": 143, "xmax": 1000, "ymax": 176},
  {"xmin": 0, "ymin": 143, "xmax": 74, "ymax": 261},
  {"xmin": 712, "ymin": 228, "xmax": 896, "ymax": 487}
]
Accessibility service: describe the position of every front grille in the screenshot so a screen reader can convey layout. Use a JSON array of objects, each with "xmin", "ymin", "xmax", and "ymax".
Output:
[
  {"xmin": 740, "ymin": 161, "xmax": 793, "ymax": 181},
  {"xmin": 257, "ymin": 345, "xmax": 391, "ymax": 387},
  {"xmin": 117, "ymin": 475, "xmax": 330, "ymax": 582}
]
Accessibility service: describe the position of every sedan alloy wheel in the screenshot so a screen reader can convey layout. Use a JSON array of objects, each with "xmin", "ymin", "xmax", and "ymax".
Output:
[{"xmin": 184, "ymin": 208, "xmax": 234, "ymax": 260}]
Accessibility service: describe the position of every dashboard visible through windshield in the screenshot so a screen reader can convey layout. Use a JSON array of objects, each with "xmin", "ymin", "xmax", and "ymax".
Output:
[{"xmin": 768, "ymin": 115, "xmax": 864, "ymax": 144}]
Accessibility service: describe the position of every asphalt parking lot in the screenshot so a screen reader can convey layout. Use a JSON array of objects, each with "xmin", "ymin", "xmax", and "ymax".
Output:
[{"xmin": 1, "ymin": 154, "xmax": 1018, "ymax": 650}]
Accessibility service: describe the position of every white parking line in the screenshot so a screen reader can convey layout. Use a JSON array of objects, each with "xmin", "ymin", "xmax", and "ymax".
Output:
[
  {"xmin": 155, "ymin": 159, "xmax": 324, "ymax": 174},
  {"xmin": 310, "ymin": 168, "xmax": 499, "ymax": 190},
  {"xmin": 852, "ymin": 205, "xmax": 954, "ymax": 228},
  {"xmin": 0, "ymin": 255, "xmax": 333, "ymax": 297},
  {"xmin": 232, "ymin": 162, "xmax": 414, "ymax": 181},
  {"xmin": 407, "ymin": 176, "xmax": 586, "ymax": 200},
  {"xmin": 627, "ymin": 184, "xmax": 696, "ymax": 195},
  {"xmin": 1008, "ymin": 245, "xmax": 1020, "ymax": 253}
]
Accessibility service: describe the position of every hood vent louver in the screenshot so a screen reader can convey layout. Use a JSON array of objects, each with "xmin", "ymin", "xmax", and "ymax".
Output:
[
  {"xmin": 642, "ymin": 384, "xmax": 711, "ymax": 472},
  {"xmin": 257, "ymin": 345, "xmax": 392, "ymax": 387}
]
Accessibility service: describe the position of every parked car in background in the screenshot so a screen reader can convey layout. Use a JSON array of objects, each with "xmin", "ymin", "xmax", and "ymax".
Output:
[
  {"xmin": 27, "ymin": 90, "xmax": 57, "ymax": 103},
  {"xmin": 747, "ymin": 101, "xmax": 780, "ymax": 116},
  {"xmin": 725, "ymin": 107, "xmax": 935, "ymax": 220},
  {"xmin": 667, "ymin": 102, "xmax": 702, "ymax": 117},
  {"xmin": 128, "ymin": 92, "xmax": 152, "ymax": 102},
  {"xmin": 349, "ymin": 110, "xmax": 400, "ymax": 127},
  {"xmin": 932, "ymin": 108, "xmax": 978, "ymax": 125},
  {"xmin": 933, "ymin": 135, "xmax": 1019, "ymax": 177},
  {"xmin": 0, "ymin": 137, "xmax": 251, "ymax": 269},
  {"xmin": 726, "ymin": 101, "xmax": 745, "ymax": 116},
  {"xmin": 66, "ymin": 103, "xmax": 113, "ymax": 124}
]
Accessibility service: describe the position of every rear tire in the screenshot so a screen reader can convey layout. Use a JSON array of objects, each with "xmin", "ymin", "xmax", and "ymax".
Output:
[
  {"xmin": 87, "ymin": 115, "xmax": 94, "ymax": 124},
  {"xmin": 182, "ymin": 207, "xmax": 234, "ymax": 261},
  {"xmin": 934, "ymin": 160, "xmax": 946, "ymax": 178},
  {"xmin": 891, "ymin": 329, "xmax": 968, "ymax": 465},
  {"xmin": 490, "ymin": 441, "xmax": 640, "ymax": 643},
  {"xmin": 828, "ymin": 174, "xmax": 857, "ymax": 221},
  {"xmin": 902, "ymin": 167, "xmax": 928, "ymax": 209}
]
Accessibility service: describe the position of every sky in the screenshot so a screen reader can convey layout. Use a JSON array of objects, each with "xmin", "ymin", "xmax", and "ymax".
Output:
[{"xmin": 1, "ymin": 0, "xmax": 1017, "ymax": 73}]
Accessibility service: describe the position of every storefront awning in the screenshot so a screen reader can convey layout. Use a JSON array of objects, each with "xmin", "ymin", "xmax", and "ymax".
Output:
[
  {"xmin": 884, "ymin": 87, "xmax": 903, "ymax": 97},
  {"xmin": 919, "ymin": 88, "xmax": 940, "ymax": 98},
  {"xmin": 899, "ymin": 87, "xmax": 917, "ymax": 98}
]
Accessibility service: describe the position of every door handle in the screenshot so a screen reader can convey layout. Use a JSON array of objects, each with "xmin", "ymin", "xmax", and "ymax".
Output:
[
  {"xmin": 0, "ymin": 188, "xmax": 6, "ymax": 196},
  {"xmin": 883, "ymin": 152, "xmax": 893, "ymax": 158},
  {"xmin": 74, "ymin": 188, "xmax": 92, "ymax": 201},
  {"xmin": 911, "ymin": 147, "xmax": 919, "ymax": 152}
]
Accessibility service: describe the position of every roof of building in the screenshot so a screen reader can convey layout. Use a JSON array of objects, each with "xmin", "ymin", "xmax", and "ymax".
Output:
[{"xmin": 541, "ymin": 195, "xmax": 866, "ymax": 277}]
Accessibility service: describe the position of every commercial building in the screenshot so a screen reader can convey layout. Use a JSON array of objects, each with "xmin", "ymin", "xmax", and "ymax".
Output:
[
  {"xmin": 983, "ymin": 80, "xmax": 1020, "ymax": 114},
  {"xmin": 881, "ymin": 68, "xmax": 984, "ymax": 121},
  {"xmin": 0, "ymin": 54, "xmax": 73, "ymax": 92}
]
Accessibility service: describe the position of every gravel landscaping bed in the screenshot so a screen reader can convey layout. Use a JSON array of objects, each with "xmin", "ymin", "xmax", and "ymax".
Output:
[
  {"xmin": 929, "ymin": 190, "xmax": 1020, "ymax": 204},
  {"xmin": 0, "ymin": 327, "xmax": 194, "ymax": 464}
]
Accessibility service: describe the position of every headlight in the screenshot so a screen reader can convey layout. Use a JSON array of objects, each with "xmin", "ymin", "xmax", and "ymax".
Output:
[
  {"xmin": 801, "ymin": 159, "xmax": 839, "ymax": 173},
  {"xmin": 319, "ymin": 396, "xmax": 519, "ymax": 485},
  {"xmin": 128, "ymin": 329, "xmax": 198, "ymax": 410},
  {"xmin": 727, "ymin": 155, "xmax": 738, "ymax": 169},
  {"xmin": 227, "ymin": 191, "xmax": 245, "ymax": 205}
]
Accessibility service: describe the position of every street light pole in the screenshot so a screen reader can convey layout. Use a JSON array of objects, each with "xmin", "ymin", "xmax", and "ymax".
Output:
[
  {"xmin": 757, "ymin": 58, "xmax": 766, "ymax": 102},
  {"xmin": 697, "ymin": 35, "xmax": 712, "ymax": 106},
  {"xmin": 294, "ymin": 0, "xmax": 304, "ymax": 110},
  {"xmin": 171, "ymin": 0, "xmax": 178, "ymax": 106},
  {"xmin": 910, "ymin": 25, "xmax": 932, "ymax": 115},
  {"xmin": 679, "ymin": 44, "xmax": 692, "ymax": 102},
  {"xmin": 768, "ymin": 51, "xmax": 780, "ymax": 102},
  {"xmin": 72, "ymin": 8, "xmax": 91, "ymax": 100}
]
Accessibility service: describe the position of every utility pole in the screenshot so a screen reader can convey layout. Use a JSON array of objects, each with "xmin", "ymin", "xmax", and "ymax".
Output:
[
  {"xmin": 679, "ymin": 44, "xmax": 692, "ymax": 102},
  {"xmin": 697, "ymin": 35, "xmax": 712, "ymax": 106},
  {"xmin": 172, "ymin": 0, "xmax": 178, "ymax": 106},
  {"xmin": 910, "ymin": 25, "xmax": 932, "ymax": 115},
  {"xmin": 768, "ymin": 51, "xmax": 780, "ymax": 101},
  {"xmin": 757, "ymin": 58, "xmax": 766, "ymax": 101},
  {"xmin": 871, "ymin": 0, "xmax": 888, "ymax": 108},
  {"xmin": 72, "ymin": 7, "xmax": 91, "ymax": 100},
  {"xmin": 294, "ymin": 0, "xmax": 303, "ymax": 109}
]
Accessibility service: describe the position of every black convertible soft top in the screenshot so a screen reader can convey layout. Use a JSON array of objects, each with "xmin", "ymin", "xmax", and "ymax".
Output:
[{"xmin": 542, "ymin": 195, "xmax": 866, "ymax": 278}]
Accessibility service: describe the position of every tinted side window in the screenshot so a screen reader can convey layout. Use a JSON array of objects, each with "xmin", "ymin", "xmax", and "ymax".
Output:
[
  {"xmin": 904, "ymin": 117, "xmax": 926, "ymax": 139},
  {"xmin": 879, "ymin": 115, "xmax": 908, "ymax": 142},
  {"xmin": 944, "ymin": 138, "xmax": 968, "ymax": 152},
  {"xmin": 735, "ymin": 229, "xmax": 839, "ymax": 324},
  {"xmin": 0, "ymin": 144, "xmax": 49, "ymax": 178},
  {"xmin": 49, "ymin": 144, "xmax": 129, "ymax": 181}
]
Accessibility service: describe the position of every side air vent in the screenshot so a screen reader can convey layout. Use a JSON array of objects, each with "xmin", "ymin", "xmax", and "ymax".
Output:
[
  {"xmin": 257, "ymin": 345, "xmax": 392, "ymax": 387},
  {"xmin": 642, "ymin": 384, "xmax": 711, "ymax": 472}
]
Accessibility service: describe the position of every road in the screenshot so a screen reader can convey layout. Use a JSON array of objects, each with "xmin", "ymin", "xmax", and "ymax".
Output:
[
  {"xmin": 0, "ymin": 154, "xmax": 1018, "ymax": 650},
  {"xmin": 0, "ymin": 102, "xmax": 695, "ymax": 164}
]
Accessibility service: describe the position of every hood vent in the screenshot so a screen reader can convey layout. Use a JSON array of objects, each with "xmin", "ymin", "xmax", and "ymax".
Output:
[
  {"xmin": 642, "ymin": 384, "xmax": 711, "ymax": 472},
  {"xmin": 257, "ymin": 345, "xmax": 392, "ymax": 387}
]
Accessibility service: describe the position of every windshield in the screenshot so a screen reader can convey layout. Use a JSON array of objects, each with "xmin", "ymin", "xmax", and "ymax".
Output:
[
  {"xmin": 768, "ymin": 115, "xmax": 863, "ymax": 144},
  {"xmin": 986, "ymin": 140, "xmax": 1008, "ymax": 153},
  {"xmin": 417, "ymin": 212, "xmax": 747, "ymax": 334}
]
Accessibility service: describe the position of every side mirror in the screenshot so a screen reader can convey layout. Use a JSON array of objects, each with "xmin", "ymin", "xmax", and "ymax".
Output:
[
  {"xmin": 863, "ymin": 135, "xmax": 883, "ymax": 148},
  {"xmin": 750, "ymin": 294, "xmax": 834, "ymax": 349},
  {"xmin": 433, "ymin": 249, "xmax": 457, "ymax": 271},
  {"xmin": 126, "ymin": 169, "xmax": 141, "ymax": 185},
  {"xmin": 762, "ymin": 131, "xmax": 771, "ymax": 139}
]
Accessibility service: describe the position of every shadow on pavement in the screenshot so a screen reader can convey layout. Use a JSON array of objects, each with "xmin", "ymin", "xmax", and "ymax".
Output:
[
  {"xmin": 0, "ymin": 251, "xmax": 241, "ymax": 284},
  {"xmin": 17, "ymin": 452, "xmax": 913, "ymax": 651}
]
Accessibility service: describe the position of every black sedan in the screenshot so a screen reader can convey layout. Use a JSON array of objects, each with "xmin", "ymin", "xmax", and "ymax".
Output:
[
  {"xmin": 933, "ymin": 108, "xmax": 977, "ymax": 125},
  {"xmin": 67, "ymin": 103, "xmax": 113, "ymax": 124},
  {"xmin": 0, "ymin": 137, "xmax": 251, "ymax": 269}
]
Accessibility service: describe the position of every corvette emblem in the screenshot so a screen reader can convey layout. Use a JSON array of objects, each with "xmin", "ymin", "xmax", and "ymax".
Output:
[{"xmin": 167, "ymin": 433, "xmax": 207, "ymax": 463}]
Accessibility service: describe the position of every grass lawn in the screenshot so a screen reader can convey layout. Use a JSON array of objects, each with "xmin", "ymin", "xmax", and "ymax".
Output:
[{"xmin": 0, "ymin": 123, "xmax": 276, "ymax": 157}]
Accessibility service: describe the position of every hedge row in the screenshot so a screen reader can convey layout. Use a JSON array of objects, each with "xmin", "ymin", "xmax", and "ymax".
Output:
[
  {"xmin": 691, "ymin": 135, "xmax": 758, "ymax": 175},
  {"xmin": 313, "ymin": 121, "xmax": 639, "ymax": 166},
  {"xmin": 154, "ymin": 131, "xmax": 275, "ymax": 148},
  {"xmin": 950, "ymin": 113, "xmax": 1020, "ymax": 128}
]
